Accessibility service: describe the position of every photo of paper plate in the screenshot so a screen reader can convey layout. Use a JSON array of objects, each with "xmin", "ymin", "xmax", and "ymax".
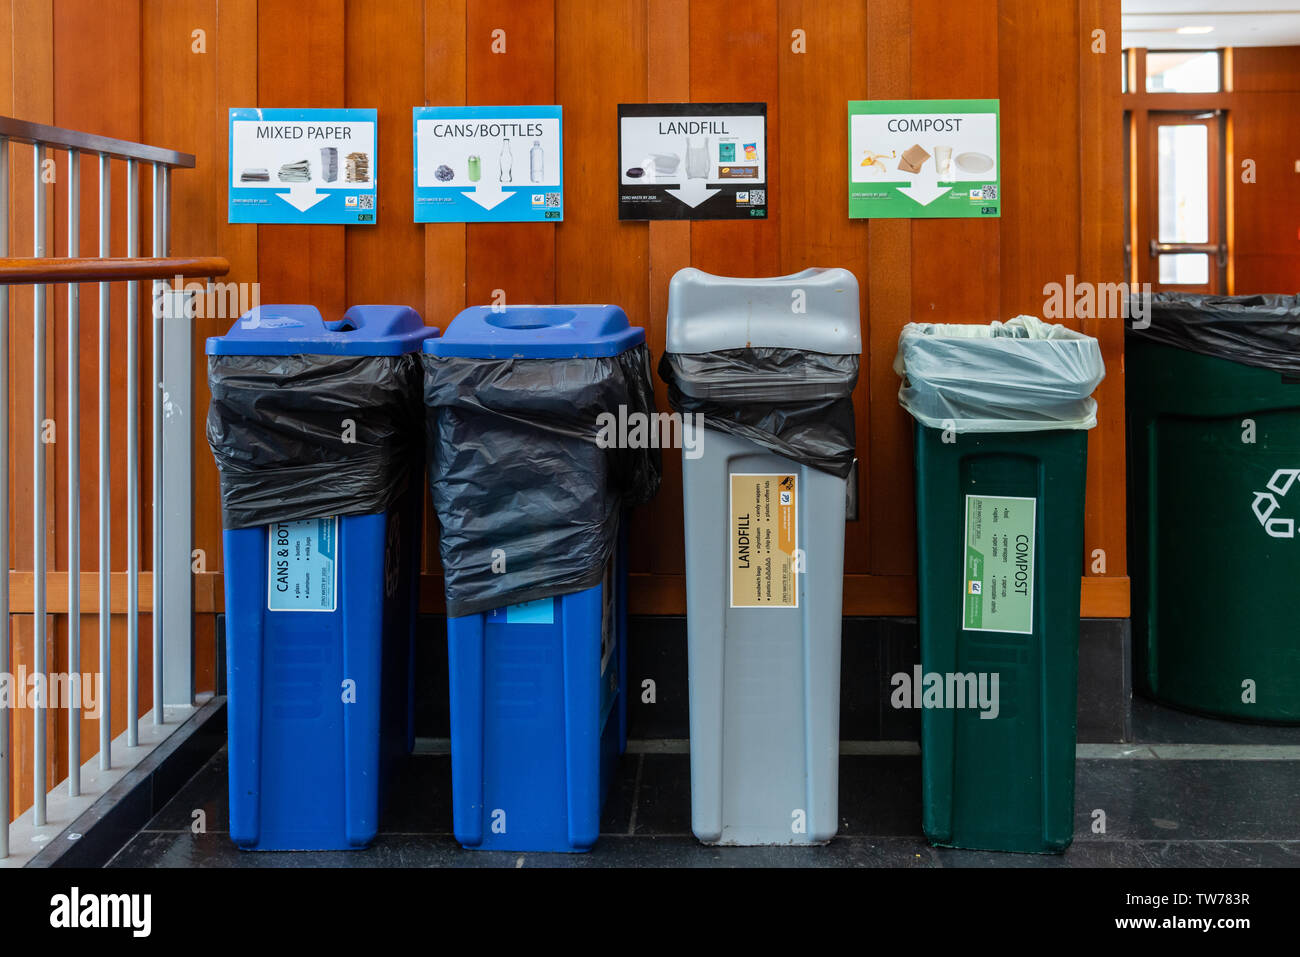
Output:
[{"xmin": 954, "ymin": 151, "xmax": 994, "ymax": 174}]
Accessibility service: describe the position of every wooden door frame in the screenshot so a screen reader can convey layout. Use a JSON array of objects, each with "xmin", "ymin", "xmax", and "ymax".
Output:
[{"xmin": 1143, "ymin": 109, "xmax": 1225, "ymax": 292}]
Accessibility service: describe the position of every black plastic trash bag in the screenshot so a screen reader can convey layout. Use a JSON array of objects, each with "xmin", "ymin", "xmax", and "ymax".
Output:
[
  {"xmin": 424, "ymin": 343, "xmax": 661, "ymax": 618},
  {"xmin": 207, "ymin": 352, "xmax": 425, "ymax": 529},
  {"xmin": 1127, "ymin": 292, "xmax": 1300, "ymax": 376},
  {"xmin": 658, "ymin": 348, "xmax": 859, "ymax": 479}
]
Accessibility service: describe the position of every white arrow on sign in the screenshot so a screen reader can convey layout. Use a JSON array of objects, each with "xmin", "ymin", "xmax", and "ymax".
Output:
[
  {"xmin": 462, "ymin": 182, "xmax": 515, "ymax": 210},
  {"xmin": 275, "ymin": 183, "xmax": 330, "ymax": 212},
  {"xmin": 665, "ymin": 178, "xmax": 722, "ymax": 209},
  {"xmin": 896, "ymin": 161, "xmax": 951, "ymax": 207}
]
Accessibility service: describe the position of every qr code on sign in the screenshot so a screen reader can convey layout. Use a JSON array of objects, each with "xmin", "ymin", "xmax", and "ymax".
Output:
[
  {"xmin": 749, "ymin": 189, "xmax": 766, "ymax": 206},
  {"xmin": 545, "ymin": 192, "xmax": 561, "ymax": 207},
  {"xmin": 980, "ymin": 185, "xmax": 998, "ymax": 200},
  {"xmin": 358, "ymin": 194, "xmax": 374, "ymax": 209}
]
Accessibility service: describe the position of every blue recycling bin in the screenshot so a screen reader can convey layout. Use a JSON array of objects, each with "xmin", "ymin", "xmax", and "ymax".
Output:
[
  {"xmin": 207, "ymin": 304, "xmax": 437, "ymax": 850},
  {"xmin": 426, "ymin": 306, "xmax": 636, "ymax": 852}
]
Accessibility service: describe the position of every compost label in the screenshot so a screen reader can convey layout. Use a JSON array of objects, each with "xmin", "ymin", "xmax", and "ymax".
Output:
[
  {"xmin": 730, "ymin": 473, "xmax": 798, "ymax": 608},
  {"xmin": 962, "ymin": 495, "xmax": 1034, "ymax": 634},
  {"xmin": 267, "ymin": 517, "xmax": 338, "ymax": 612}
]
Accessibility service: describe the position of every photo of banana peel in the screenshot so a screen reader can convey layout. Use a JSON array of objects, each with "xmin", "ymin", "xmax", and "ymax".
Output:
[
  {"xmin": 859, "ymin": 148, "xmax": 896, "ymax": 175},
  {"xmin": 897, "ymin": 143, "xmax": 930, "ymax": 174}
]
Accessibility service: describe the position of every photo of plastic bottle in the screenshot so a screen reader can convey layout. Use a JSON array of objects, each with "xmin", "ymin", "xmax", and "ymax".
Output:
[
  {"xmin": 499, "ymin": 138, "xmax": 513, "ymax": 183},
  {"xmin": 530, "ymin": 139, "xmax": 544, "ymax": 183}
]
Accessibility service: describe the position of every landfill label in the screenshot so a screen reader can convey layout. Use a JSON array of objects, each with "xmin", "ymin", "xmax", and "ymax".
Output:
[
  {"xmin": 962, "ymin": 495, "xmax": 1035, "ymax": 634},
  {"xmin": 267, "ymin": 517, "xmax": 337, "ymax": 612},
  {"xmin": 730, "ymin": 473, "xmax": 798, "ymax": 608},
  {"xmin": 617, "ymin": 102, "xmax": 768, "ymax": 220}
]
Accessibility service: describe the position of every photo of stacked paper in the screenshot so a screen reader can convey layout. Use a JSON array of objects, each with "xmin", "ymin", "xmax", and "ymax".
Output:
[
  {"xmin": 320, "ymin": 147, "xmax": 338, "ymax": 183},
  {"xmin": 239, "ymin": 168, "xmax": 269, "ymax": 183},
  {"xmin": 277, "ymin": 159, "xmax": 311, "ymax": 182},
  {"xmin": 345, "ymin": 151, "xmax": 370, "ymax": 183},
  {"xmin": 897, "ymin": 144, "xmax": 930, "ymax": 174}
]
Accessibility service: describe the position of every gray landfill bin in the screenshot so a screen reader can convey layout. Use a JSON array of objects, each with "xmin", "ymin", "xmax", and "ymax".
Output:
[{"xmin": 661, "ymin": 267, "xmax": 861, "ymax": 845}]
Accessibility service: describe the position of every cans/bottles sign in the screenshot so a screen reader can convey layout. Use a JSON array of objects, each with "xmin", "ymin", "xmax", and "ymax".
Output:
[
  {"xmin": 267, "ymin": 517, "xmax": 338, "ymax": 612},
  {"xmin": 963, "ymin": 495, "xmax": 1035, "ymax": 634},
  {"xmin": 730, "ymin": 473, "xmax": 798, "ymax": 608}
]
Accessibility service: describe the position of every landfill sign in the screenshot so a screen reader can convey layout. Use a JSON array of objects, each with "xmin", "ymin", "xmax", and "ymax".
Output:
[
  {"xmin": 413, "ymin": 105, "xmax": 564, "ymax": 223},
  {"xmin": 848, "ymin": 99, "xmax": 1000, "ymax": 219},
  {"xmin": 962, "ymin": 495, "xmax": 1034, "ymax": 634},
  {"xmin": 618, "ymin": 103, "xmax": 767, "ymax": 220},
  {"xmin": 228, "ymin": 108, "xmax": 377, "ymax": 224},
  {"xmin": 730, "ymin": 473, "xmax": 798, "ymax": 608}
]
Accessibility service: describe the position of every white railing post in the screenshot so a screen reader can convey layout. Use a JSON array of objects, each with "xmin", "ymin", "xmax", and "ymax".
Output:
[
  {"xmin": 97, "ymin": 150, "xmax": 112, "ymax": 770},
  {"xmin": 158, "ymin": 164, "xmax": 194, "ymax": 710},
  {"xmin": 67, "ymin": 147, "xmax": 81, "ymax": 794},
  {"xmin": 126, "ymin": 157, "xmax": 139, "ymax": 748},
  {"xmin": 0, "ymin": 134, "xmax": 10, "ymax": 858},
  {"xmin": 32, "ymin": 142, "xmax": 48, "ymax": 825}
]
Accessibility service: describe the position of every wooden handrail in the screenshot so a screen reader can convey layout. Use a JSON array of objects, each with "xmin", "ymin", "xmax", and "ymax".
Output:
[
  {"xmin": 0, "ymin": 116, "xmax": 196, "ymax": 167},
  {"xmin": 0, "ymin": 256, "xmax": 231, "ymax": 284}
]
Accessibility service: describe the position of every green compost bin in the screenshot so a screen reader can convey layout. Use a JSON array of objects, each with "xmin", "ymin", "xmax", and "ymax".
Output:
[
  {"xmin": 896, "ymin": 317, "xmax": 1105, "ymax": 853},
  {"xmin": 1127, "ymin": 293, "xmax": 1300, "ymax": 724}
]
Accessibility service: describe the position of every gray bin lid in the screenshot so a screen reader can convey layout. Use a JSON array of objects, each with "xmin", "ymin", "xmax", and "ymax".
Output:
[{"xmin": 665, "ymin": 267, "xmax": 862, "ymax": 354}]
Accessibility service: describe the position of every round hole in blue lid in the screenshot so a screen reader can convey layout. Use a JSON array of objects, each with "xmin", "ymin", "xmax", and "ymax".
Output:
[{"xmin": 485, "ymin": 307, "xmax": 576, "ymax": 330}]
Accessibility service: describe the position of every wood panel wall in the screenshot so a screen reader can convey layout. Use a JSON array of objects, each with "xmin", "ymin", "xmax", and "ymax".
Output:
[{"xmin": 5, "ymin": 0, "xmax": 1128, "ymax": 820}]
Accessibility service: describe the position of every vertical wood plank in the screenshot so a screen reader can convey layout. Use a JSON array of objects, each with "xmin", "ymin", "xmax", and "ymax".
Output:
[
  {"xmin": 192, "ymin": 0, "xmax": 258, "ymax": 660},
  {"xmin": 256, "ymin": 0, "xmax": 346, "ymax": 316},
  {"xmin": 776, "ymin": 0, "xmax": 871, "ymax": 574},
  {"xmin": 345, "ymin": 0, "xmax": 425, "ymax": 309},
  {"xmin": 998, "ymin": 0, "xmax": 1081, "ymax": 320},
  {"xmin": 644, "ymin": 0, "xmax": 691, "ymax": 580},
  {"xmin": 1078, "ymin": 0, "xmax": 1126, "ymax": 584},
  {"xmin": 866, "ymin": 0, "xmax": 914, "ymax": 577},
  {"xmin": 687, "ymin": 0, "xmax": 780, "ymax": 278},
  {"xmin": 464, "ymin": 0, "xmax": 556, "ymax": 307},
  {"xmin": 421, "ymin": 0, "xmax": 467, "ymax": 584}
]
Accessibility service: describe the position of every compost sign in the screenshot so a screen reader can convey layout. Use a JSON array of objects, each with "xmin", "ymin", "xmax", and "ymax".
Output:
[{"xmin": 848, "ymin": 99, "xmax": 1000, "ymax": 219}]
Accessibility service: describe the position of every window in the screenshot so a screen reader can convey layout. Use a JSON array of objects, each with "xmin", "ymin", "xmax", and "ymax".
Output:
[{"xmin": 1145, "ymin": 50, "xmax": 1221, "ymax": 93}]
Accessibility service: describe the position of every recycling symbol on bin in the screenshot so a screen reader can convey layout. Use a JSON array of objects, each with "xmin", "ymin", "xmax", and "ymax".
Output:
[{"xmin": 1251, "ymin": 469, "xmax": 1300, "ymax": 539}]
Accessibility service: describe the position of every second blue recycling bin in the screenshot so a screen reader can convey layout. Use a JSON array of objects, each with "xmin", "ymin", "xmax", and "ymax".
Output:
[
  {"xmin": 426, "ymin": 306, "xmax": 639, "ymax": 853},
  {"xmin": 208, "ymin": 304, "xmax": 437, "ymax": 850}
]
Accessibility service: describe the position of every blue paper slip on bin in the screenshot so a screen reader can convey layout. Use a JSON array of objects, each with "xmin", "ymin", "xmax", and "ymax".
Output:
[
  {"xmin": 206, "ymin": 304, "xmax": 438, "ymax": 851},
  {"xmin": 423, "ymin": 304, "xmax": 657, "ymax": 852}
]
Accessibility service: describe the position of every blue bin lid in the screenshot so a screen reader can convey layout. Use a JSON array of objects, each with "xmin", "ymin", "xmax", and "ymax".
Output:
[
  {"xmin": 205, "ymin": 304, "xmax": 437, "ymax": 356},
  {"xmin": 423, "ymin": 304, "xmax": 644, "ymax": 359}
]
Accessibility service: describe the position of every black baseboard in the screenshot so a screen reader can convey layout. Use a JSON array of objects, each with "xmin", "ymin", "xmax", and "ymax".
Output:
[
  {"xmin": 403, "ymin": 614, "xmax": 1133, "ymax": 744},
  {"xmin": 26, "ymin": 697, "xmax": 228, "ymax": 868}
]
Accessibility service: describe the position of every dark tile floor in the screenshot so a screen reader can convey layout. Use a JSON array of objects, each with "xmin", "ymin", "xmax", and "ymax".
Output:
[{"xmin": 108, "ymin": 697, "xmax": 1300, "ymax": 868}]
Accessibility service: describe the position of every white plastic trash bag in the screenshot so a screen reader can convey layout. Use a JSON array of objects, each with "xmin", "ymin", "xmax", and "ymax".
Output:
[{"xmin": 893, "ymin": 315, "xmax": 1105, "ymax": 432}]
